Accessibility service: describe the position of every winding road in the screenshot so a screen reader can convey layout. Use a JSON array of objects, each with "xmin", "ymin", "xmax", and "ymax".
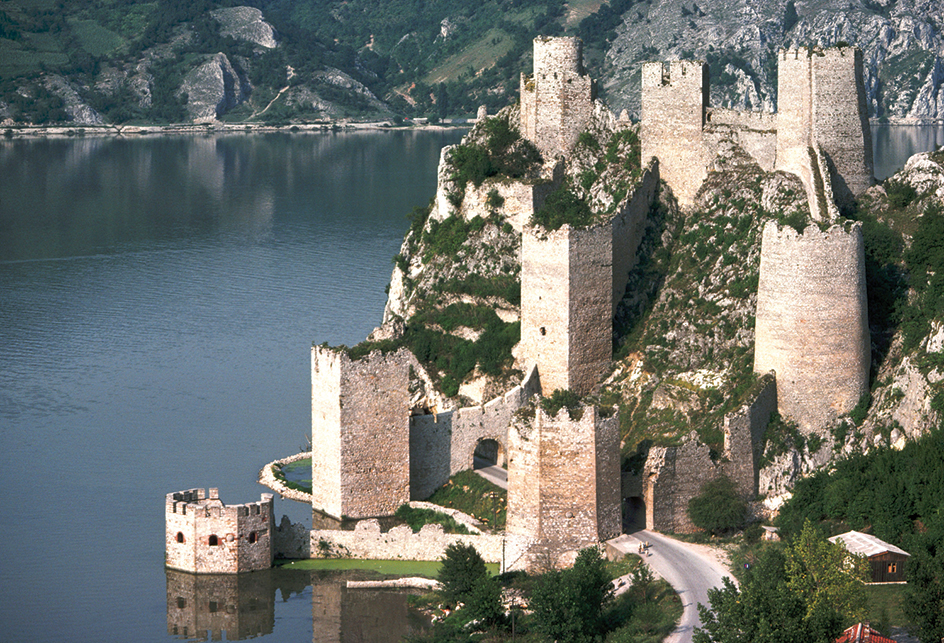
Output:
[
  {"xmin": 608, "ymin": 531, "xmax": 734, "ymax": 643},
  {"xmin": 474, "ymin": 461, "xmax": 731, "ymax": 643}
]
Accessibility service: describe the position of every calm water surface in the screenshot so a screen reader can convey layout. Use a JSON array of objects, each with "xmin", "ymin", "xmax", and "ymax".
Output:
[
  {"xmin": 0, "ymin": 125, "xmax": 938, "ymax": 642},
  {"xmin": 0, "ymin": 129, "xmax": 462, "ymax": 643}
]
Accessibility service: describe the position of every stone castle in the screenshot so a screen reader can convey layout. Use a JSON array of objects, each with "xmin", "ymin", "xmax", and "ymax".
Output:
[{"xmin": 168, "ymin": 36, "xmax": 873, "ymax": 572}]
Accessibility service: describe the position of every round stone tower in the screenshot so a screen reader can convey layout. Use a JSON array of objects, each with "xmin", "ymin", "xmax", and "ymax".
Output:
[{"xmin": 754, "ymin": 221, "xmax": 869, "ymax": 432}]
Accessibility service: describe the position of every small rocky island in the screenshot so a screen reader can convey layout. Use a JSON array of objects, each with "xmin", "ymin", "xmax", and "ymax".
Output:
[{"xmin": 166, "ymin": 36, "xmax": 944, "ymax": 575}]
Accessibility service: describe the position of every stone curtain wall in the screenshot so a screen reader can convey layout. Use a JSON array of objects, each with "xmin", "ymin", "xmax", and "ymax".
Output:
[
  {"xmin": 754, "ymin": 222, "xmax": 869, "ymax": 431},
  {"xmin": 310, "ymin": 346, "xmax": 413, "ymax": 519},
  {"xmin": 309, "ymin": 519, "xmax": 524, "ymax": 565},
  {"xmin": 166, "ymin": 570, "xmax": 275, "ymax": 641},
  {"xmin": 409, "ymin": 366, "xmax": 541, "ymax": 501},
  {"xmin": 165, "ymin": 488, "xmax": 274, "ymax": 574},
  {"xmin": 610, "ymin": 164, "xmax": 659, "ymax": 313},
  {"xmin": 811, "ymin": 48, "xmax": 874, "ymax": 207},
  {"xmin": 721, "ymin": 374, "xmax": 777, "ymax": 498},
  {"xmin": 705, "ymin": 108, "xmax": 778, "ymax": 172},
  {"xmin": 640, "ymin": 61, "xmax": 709, "ymax": 207},
  {"xmin": 568, "ymin": 225, "xmax": 614, "ymax": 395},
  {"xmin": 507, "ymin": 406, "xmax": 620, "ymax": 566},
  {"xmin": 520, "ymin": 37, "xmax": 594, "ymax": 159}
]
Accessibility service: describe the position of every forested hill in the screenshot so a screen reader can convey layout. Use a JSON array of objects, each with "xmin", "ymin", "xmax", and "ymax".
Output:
[{"xmin": 1, "ymin": 0, "xmax": 942, "ymax": 126}]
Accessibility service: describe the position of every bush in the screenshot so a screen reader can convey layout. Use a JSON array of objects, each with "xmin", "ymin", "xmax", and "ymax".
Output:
[
  {"xmin": 540, "ymin": 388, "xmax": 584, "ymax": 420},
  {"xmin": 532, "ymin": 182, "xmax": 595, "ymax": 231},
  {"xmin": 439, "ymin": 542, "xmax": 489, "ymax": 607},
  {"xmin": 688, "ymin": 476, "xmax": 747, "ymax": 535},
  {"xmin": 530, "ymin": 547, "xmax": 613, "ymax": 642}
]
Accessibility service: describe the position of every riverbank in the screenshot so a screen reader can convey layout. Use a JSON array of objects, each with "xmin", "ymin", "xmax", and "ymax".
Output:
[{"xmin": 1, "ymin": 120, "xmax": 471, "ymax": 139}]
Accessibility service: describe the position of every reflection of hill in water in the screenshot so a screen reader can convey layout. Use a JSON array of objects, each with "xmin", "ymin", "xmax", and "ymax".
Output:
[{"xmin": 166, "ymin": 568, "xmax": 430, "ymax": 642}]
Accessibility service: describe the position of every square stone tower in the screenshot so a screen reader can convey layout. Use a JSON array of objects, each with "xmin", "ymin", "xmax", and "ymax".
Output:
[
  {"xmin": 520, "ymin": 36, "xmax": 595, "ymax": 159},
  {"xmin": 640, "ymin": 60, "xmax": 709, "ymax": 207},
  {"xmin": 507, "ymin": 405, "xmax": 620, "ymax": 567},
  {"xmin": 775, "ymin": 47, "xmax": 873, "ymax": 214},
  {"xmin": 310, "ymin": 346, "xmax": 412, "ymax": 519},
  {"xmin": 520, "ymin": 223, "xmax": 613, "ymax": 396}
]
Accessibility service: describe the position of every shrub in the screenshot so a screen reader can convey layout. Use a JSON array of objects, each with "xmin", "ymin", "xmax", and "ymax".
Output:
[
  {"xmin": 532, "ymin": 183, "xmax": 595, "ymax": 230},
  {"xmin": 439, "ymin": 542, "xmax": 489, "ymax": 606},
  {"xmin": 688, "ymin": 476, "xmax": 747, "ymax": 535},
  {"xmin": 541, "ymin": 388, "xmax": 584, "ymax": 420}
]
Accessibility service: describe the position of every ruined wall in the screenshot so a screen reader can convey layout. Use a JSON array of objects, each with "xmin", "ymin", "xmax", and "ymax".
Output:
[
  {"xmin": 311, "ymin": 346, "xmax": 413, "ymax": 518},
  {"xmin": 507, "ymin": 405, "xmax": 620, "ymax": 567},
  {"xmin": 409, "ymin": 366, "xmax": 541, "ymax": 501},
  {"xmin": 721, "ymin": 374, "xmax": 778, "ymax": 498},
  {"xmin": 644, "ymin": 436, "xmax": 717, "ymax": 534},
  {"xmin": 705, "ymin": 108, "xmax": 778, "ymax": 172},
  {"xmin": 776, "ymin": 47, "xmax": 873, "ymax": 217},
  {"xmin": 640, "ymin": 61, "xmax": 708, "ymax": 207},
  {"xmin": 309, "ymin": 519, "xmax": 521, "ymax": 565},
  {"xmin": 166, "ymin": 569, "xmax": 275, "ymax": 640},
  {"xmin": 811, "ymin": 47, "xmax": 874, "ymax": 207},
  {"xmin": 754, "ymin": 222, "xmax": 869, "ymax": 431},
  {"xmin": 460, "ymin": 178, "xmax": 560, "ymax": 233},
  {"xmin": 610, "ymin": 164, "xmax": 659, "ymax": 311},
  {"xmin": 520, "ymin": 223, "xmax": 612, "ymax": 395},
  {"xmin": 520, "ymin": 36, "xmax": 594, "ymax": 159},
  {"xmin": 165, "ymin": 488, "xmax": 274, "ymax": 574}
]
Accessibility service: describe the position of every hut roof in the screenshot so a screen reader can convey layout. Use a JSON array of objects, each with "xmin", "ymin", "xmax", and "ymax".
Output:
[{"xmin": 828, "ymin": 531, "xmax": 910, "ymax": 558}]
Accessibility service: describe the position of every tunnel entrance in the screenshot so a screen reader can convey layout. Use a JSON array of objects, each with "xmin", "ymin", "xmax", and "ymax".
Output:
[
  {"xmin": 624, "ymin": 496, "xmax": 646, "ymax": 533},
  {"xmin": 473, "ymin": 439, "xmax": 502, "ymax": 469}
]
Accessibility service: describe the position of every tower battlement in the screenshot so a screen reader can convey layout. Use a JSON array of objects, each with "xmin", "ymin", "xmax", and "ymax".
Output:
[
  {"xmin": 165, "ymin": 488, "xmax": 274, "ymax": 574},
  {"xmin": 520, "ymin": 36, "xmax": 594, "ymax": 159}
]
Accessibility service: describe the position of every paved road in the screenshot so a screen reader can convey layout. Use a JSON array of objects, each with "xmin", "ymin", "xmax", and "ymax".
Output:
[
  {"xmin": 473, "ymin": 456, "xmax": 508, "ymax": 488},
  {"xmin": 608, "ymin": 530, "xmax": 733, "ymax": 643}
]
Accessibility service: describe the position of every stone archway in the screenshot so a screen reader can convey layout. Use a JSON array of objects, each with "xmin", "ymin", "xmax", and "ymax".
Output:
[
  {"xmin": 624, "ymin": 496, "xmax": 646, "ymax": 533},
  {"xmin": 472, "ymin": 438, "xmax": 504, "ymax": 469}
]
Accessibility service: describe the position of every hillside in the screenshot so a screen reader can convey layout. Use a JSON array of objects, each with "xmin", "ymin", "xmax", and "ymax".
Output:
[{"xmin": 1, "ymin": 0, "xmax": 942, "ymax": 125}]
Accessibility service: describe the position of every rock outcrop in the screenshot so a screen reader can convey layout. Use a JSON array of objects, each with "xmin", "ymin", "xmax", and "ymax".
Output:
[
  {"xmin": 211, "ymin": 6, "xmax": 278, "ymax": 49},
  {"xmin": 178, "ymin": 53, "xmax": 248, "ymax": 123}
]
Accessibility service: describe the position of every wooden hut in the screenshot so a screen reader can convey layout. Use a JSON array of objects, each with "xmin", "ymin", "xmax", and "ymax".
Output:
[{"xmin": 828, "ymin": 531, "xmax": 910, "ymax": 583}]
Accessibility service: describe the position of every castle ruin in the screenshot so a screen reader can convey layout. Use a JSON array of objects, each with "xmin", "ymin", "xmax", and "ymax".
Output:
[{"xmin": 166, "ymin": 488, "xmax": 274, "ymax": 574}]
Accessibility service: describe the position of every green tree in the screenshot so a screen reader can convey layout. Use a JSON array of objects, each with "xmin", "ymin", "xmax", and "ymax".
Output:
[
  {"xmin": 438, "ymin": 542, "xmax": 488, "ymax": 607},
  {"xmin": 695, "ymin": 545, "xmax": 843, "ymax": 643},
  {"xmin": 688, "ymin": 476, "xmax": 747, "ymax": 536},
  {"xmin": 904, "ymin": 512, "xmax": 944, "ymax": 643},
  {"xmin": 529, "ymin": 547, "xmax": 612, "ymax": 642},
  {"xmin": 785, "ymin": 520, "xmax": 869, "ymax": 623}
]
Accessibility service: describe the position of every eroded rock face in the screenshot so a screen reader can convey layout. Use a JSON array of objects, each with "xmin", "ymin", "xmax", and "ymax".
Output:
[
  {"xmin": 45, "ymin": 75, "xmax": 104, "ymax": 125},
  {"xmin": 211, "ymin": 7, "xmax": 278, "ymax": 49},
  {"xmin": 177, "ymin": 53, "xmax": 248, "ymax": 122}
]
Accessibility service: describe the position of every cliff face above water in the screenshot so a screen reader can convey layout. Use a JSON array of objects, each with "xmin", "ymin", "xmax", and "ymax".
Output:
[
  {"xmin": 602, "ymin": 0, "xmax": 944, "ymax": 122},
  {"xmin": 2, "ymin": 0, "xmax": 942, "ymax": 126}
]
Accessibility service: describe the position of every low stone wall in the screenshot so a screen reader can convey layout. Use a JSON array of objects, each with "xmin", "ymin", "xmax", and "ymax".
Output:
[
  {"xmin": 407, "ymin": 501, "xmax": 485, "ymax": 534},
  {"xmin": 275, "ymin": 515, "xmax": 311, "ymax": 559},
  {"xmin": 258, "ymin": 452, "xmax": 313, "ymax": 504},
  {"xmin": 310, "ymin": 519, "xmax": 529, "ymax": 567}
]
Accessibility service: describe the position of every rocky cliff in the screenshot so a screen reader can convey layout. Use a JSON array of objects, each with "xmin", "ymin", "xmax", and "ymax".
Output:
[{"xmin": 602, "ymin": 0, "xmax": 944, "ymax": 122}]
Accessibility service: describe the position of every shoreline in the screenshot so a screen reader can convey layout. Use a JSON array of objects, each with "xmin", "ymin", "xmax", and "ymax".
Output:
[{"xmin": 0, "ymin": 120, "xmax": 471, "ymax": 139}]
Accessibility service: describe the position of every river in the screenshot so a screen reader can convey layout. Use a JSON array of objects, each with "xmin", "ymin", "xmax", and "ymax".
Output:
[{"xmin": 0, "ymin": 124, "xmax": 939, "ymax": 642}]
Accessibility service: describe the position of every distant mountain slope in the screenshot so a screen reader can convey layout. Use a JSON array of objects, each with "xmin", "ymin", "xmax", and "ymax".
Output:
[{"xmin": 0, "ymin": 0, "xmax": 941, "ymax": 125}]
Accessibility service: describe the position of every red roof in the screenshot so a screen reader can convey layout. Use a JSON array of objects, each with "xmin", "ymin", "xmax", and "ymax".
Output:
[{"xmin": 836, "ymin": 623, "xmax": 896, "ymax": 643}]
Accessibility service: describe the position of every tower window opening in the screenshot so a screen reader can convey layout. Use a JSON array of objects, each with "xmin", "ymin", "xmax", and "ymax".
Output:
[
  {"xmin": 208, "ymin": 534, "xmax": 219, "ymax": 546},
  {"xmin": 176, "ymin": 532, "xmax": 185, "ymax": 543}
]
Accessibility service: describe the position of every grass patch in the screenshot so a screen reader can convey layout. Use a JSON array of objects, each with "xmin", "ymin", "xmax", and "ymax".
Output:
[
  {"xmin": 424, "ymin": 27, "xmax": 516, "ymax": 85},
  {"xmin": 276, "ymin": 558, "xmax": 499, "ymax": 577},
  {"xmin": 865, "ymin": 583, "xmax": 909, "ymax": 629},
  {"xmin": 426, "ymin": 469, "xmax": 506, "ymax": 530},
  {"xmin": 394, "ymin": 504, "xmax": 472, "ymax": 535}
]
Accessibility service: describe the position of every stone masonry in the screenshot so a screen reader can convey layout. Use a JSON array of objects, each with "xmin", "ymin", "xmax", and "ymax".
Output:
[
  {"xmin": 641, "ymin": 60, "xmax": 710, "ymax": 207},
  {"xmin": 641, "ymin": 46, "xmax": 873, "ymax": 216},
  {"xmin": 165, "ymin": 488, "xmax": 274, "ymax": 574},
  {"xmin": 754, "ymin": 222, "xmax": 870, "ymax": 432},
  {"xmin": 310, "ymin": 346, "xmax": 414, "ymax": 519},
  {"xmin": 507, "ymin": 405, "xmax": 620, "ymax": 568},
  {"xmin": 520, "ymin": 36, "xmax": 595, "ymax": 159}
]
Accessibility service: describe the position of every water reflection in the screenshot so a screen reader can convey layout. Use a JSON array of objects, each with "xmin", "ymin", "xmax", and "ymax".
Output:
[
  {"xmin": 166, "ymin": 568, "xmax": 430, "ymax": 642},
  {"xmin": 872, "ymin": 124, "xmax": 944, "ymax": 180}
]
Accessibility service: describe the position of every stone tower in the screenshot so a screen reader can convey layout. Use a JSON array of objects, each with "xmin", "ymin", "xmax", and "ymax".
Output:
[
  {"xmin": 507, "ymin": 404, "xmax": 620, "ymax": 567},
  {"xmin": 640, "ymin": 60, "xmax": 709, "ymax": 207},
  {"xmin": 754, "ymin": 222, "xmax": 869, "ymax": 431},
  {"xmin": 520, "ymin": 36, "xmax": 595, "ymax": 159},
  {"xmin": 165, "ymin": 488, "xmax": 274, "ymax": 574},
  {"xmin": 520, "ymin": 223, "xmax": 612, "ymax": 396},
  {"xmin": 310, "ymin": 346, "xmax": 412, "ymax": 519},
  {"xmin": 775, "ymin": 47, "xmax": 873, "ymax": 216}
]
